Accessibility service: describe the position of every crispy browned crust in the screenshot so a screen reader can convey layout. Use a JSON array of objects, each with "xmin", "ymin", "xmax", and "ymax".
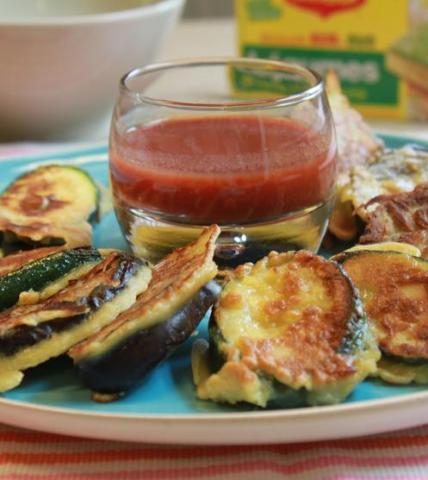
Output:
[
  {"xmin": 217, "ymin": 251, "xmax": 357, "ymax": 386},
  {"xmin": 342, "ymin": 252, "xmax": 428, "ymax": 360},
  {"xmin": 1, "ymin": 173, "xmax": 65, "ymax": 214},
  {"xmin": 360, "ymin": 183, "xmax": 428, "ymax": 256},
  {"xmin": 70, "ymin": 225, "xmax": 220, "ymax": 358},
  {"xmin": 326, "ymin": 71, "xmax": 383, "ymax": 176},
  {"xmin": 0, "ymin": 247, "xmax": 64, "ymax": 276},
  {"xmin": 0, "ymin": 166, "xmax": 94, "ymax": 250},
  {"xmin": 0, "ymin": 251, "xmax": 140, "ymax": 334}
]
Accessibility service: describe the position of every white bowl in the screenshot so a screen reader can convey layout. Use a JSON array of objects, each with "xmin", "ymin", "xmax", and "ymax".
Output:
[{"xmin": 0, "ymin": 0, "xmax": 185, "ymax": 140}]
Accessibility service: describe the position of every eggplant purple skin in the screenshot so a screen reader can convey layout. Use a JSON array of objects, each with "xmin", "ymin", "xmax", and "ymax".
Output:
[
  {"xmin": 0, "ymin": 254, "xmax": 144, "ymax": 358},
  {"xmin": 75, "ymin": 282, "xmax": 220, "ymax": 396}
]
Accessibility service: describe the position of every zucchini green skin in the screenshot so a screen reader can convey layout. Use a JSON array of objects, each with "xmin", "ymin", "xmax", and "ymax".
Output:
[
  {"xmin": 0, "ymin": 248, "xmax": 101, "ymax": 311},
  {"xmin": 75, "ymin": 282, "xmax": 219, "ymax": 396},
  {"xmin": 337, "ymin": 282, "xmax": 371, "ymax": 357}
]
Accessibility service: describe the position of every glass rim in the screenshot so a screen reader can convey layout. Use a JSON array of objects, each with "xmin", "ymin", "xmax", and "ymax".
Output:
[{"xmin": 119, "ymin": 57, "xmax": 324, "ymax": 111}]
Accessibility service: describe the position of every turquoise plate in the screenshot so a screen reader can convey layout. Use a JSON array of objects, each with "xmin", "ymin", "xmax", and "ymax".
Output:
[{"xmin": 0, "ymin": 135, "xmax": 428, "ymax": 444}]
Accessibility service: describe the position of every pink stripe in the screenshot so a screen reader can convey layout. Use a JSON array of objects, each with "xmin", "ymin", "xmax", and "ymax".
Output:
[
  {"xmin": 2, "ymin": 435, "xmax": 428, "ymax": 463},
  {"xmin": 0, "ymin": 144, "xmax": 57, "ymax": 158},
  {"xmin": 2, "ymin": 456, "xmax": 428, "ymax": 479},
  {"xmin": 323, "ymin": 478, "xmax": 428, "ymax": 480},
  {"xmin": 0, "ymin": 147, "xmax": 43, "ymax": 158}
]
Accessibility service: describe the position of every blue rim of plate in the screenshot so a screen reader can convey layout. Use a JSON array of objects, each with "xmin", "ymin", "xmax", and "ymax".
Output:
[{"xmin": 0, "ymin": 133, "xmax": 427, "ymax": 419}]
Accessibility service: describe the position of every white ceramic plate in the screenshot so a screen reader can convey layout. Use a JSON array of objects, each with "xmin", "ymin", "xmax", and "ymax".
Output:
[
  {"xmin": 1, "ymin": 138, "xmax": 428, "ymax": 445},
  {"xmin": 2, "ymin": 389, "xmax": 428, "ymax": 444}
]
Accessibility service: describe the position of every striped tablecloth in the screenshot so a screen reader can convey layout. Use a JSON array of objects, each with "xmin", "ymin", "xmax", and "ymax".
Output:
[
  {"xmin": 1, "ymin": 143, "xmax": 428, "ymax": 479},
  {"xmin": 1, "ymin": 422, "xmax": 428, "ymax": 479}
]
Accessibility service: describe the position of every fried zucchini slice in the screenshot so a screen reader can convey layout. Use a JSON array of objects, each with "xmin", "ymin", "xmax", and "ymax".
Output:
[
  {"xmin": 0, "ymin": 251, "xmax": 151, "ymax": 392},
  {"xmin": 70, "ymin": 225, "xmax": 220, "ymax": 400},
  {"xmin": 0, "ymin": 165, "xmax": 98, "ymax": 254},
  {"xmin": 338, "ymin": 250, "xmax": 428, "ymax": 384},
  {"xmin": 0, "ymin": 247, "xmax": 101, "ymax": 311},
  {"xmin": 195, "ymin": 250, "xmax": 379, "ymax": 408}
]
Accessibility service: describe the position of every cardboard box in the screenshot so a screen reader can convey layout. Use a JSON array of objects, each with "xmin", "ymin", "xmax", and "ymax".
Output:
[{"xmin": 236, "ymin": 0, "xmax": 428, "ymax": 120}]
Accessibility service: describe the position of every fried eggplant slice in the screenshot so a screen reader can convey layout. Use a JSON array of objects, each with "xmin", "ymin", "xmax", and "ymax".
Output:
[
  {"xmin": 194, "ymin": 250, "xmax": 379, "ymax": 408},
  {"xmin": 0, "ymin": 247, "xmax": 102, "ymax": 311},
  {"xmin": 359, "ymin": 183, "xmax": 428, "ymax": 257},
  {"xmin": 0, "ymin": 165, "xmax": 98, "ymax": 254},
  {"xmin": 338, "ymin": 249, "xmax": 428, "ymax": 384},
  {"xmin": 0, "ymin": 251, "xmax": 151, "ymax": 392},
  {"xmin": 70, "ymin": 225, "xmax": 220, "ymax": 400},
  {"xmin": 329, "ymin": 146, "xmax": 428, "ymax": 241}
]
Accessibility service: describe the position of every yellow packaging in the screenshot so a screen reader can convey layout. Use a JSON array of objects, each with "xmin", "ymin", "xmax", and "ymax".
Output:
[{"xmin": 236, "ymin": 0, "xmax": 428, "ymax": 120}]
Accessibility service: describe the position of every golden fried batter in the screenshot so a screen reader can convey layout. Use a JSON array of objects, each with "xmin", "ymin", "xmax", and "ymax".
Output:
[
  {"xmin": 0, "ymin": 247, "xmax": 63, "ymax": 276},
  {"xmin": 342, "ymin": 251, "xmax": 428, "ymax": 360},
  {"xmin": 215, "ymin": 251, "xmax": 362, "ymax": 388},
  {"xmin": 361, "ymin": 183, "xmax": 428, "ymax": 257},
  {"xmin": 0, "ymin": 165, "xmax": 97, "ymax": 251},
  {"xmin": 70, "ymin": 225, "xmax": 220, "ymax": 360}
]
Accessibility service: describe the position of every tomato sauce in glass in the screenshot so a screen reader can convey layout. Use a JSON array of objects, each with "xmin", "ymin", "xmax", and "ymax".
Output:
[{"xmin": 110, "ymin": 115, "xmax": 336, "ymax": 224}]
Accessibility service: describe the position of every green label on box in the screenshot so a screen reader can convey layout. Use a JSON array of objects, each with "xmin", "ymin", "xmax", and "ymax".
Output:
[
  {"xmin": 239, "ymin": 45, "xmax": 399, "ymax": 105},
  {"xmin": 246, "ymin": 0, "xmax": 282, "ymax": 20}
]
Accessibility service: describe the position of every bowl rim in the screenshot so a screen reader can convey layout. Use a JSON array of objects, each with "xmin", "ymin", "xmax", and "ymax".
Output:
[{"xmin": 0, "ymin": 0, "xmax": 184, "ymax": 26}]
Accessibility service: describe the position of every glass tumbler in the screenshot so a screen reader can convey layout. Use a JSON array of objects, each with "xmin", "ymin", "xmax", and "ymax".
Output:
[{"xmin": 109, "ymin": 58, "xmax": 337, "ymax": 266}]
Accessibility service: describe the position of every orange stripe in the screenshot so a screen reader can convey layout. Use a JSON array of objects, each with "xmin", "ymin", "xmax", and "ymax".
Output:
[{"xmin": 1, "ymin": 431, "xmax": 428, "ymax": 456}]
